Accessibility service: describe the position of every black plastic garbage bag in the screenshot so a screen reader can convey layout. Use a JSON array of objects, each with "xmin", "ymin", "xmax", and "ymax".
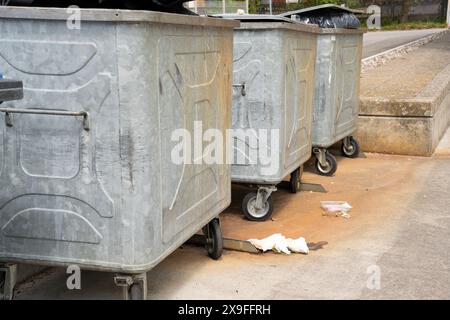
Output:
[
  {"xmin": 296, "ymin": 11, "xmax": 360, "ymax": 29},
  {"xmin": 7, "ymin": 0, "xmax": 196, "ymax": 15},
  {"xmin": 279, "ymin": 4, "xmax": 360, "ymax": 29}
]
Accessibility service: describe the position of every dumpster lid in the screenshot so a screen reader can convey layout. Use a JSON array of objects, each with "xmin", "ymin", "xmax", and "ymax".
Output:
[
  {"xmin": 214, "ymin": 13, "xmax": 321, "ymax": 33},
  {"xmin": 0, "ymin": 6, "xmax": 240, "ymax": 28}
]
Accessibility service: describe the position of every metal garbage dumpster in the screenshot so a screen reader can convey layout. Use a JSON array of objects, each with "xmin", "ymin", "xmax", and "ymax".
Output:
[
  {"xmin": 218, "ymin": 15, "xmax": 319, "ymax": 221},
  {"xmin": 0, "ymin": 6, "xmax": 237, "ymax": 300},
  {"xmin": 280, "ymin": 5, "xmax": 365, "ymax": 176}
]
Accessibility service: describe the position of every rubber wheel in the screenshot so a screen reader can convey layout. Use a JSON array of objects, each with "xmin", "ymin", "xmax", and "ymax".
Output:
[
  {"xmin": 315, "ymin": 152, "xmax": 337, "ymax": 176},
  {"xmin": 205, "ymin": 219, "xmax": 223, "ymax": 260},
  {"xmin": 129, "ymin": 283, "xmax": 144, "ymax": 300},
  {"xmin": 242, "ymin": 192, "xmax": 274, "ymax": 222},
  {"xmin": 290, "ymin": 167, "xmax": 302, "ymax": 194},
  {"xmin": 341, "ymin": 137, "xmax": 360, "ymax": 158}
]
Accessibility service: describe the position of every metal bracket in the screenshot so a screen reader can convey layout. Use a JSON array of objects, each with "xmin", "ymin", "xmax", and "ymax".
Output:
[
  {"xmin": 233, "ymin": 83, "xmax": 246, "ymax": 96},
  {"xmin": 342, "ymin": 136, "xmax": 352, "ymax": 149},
  {"xmin": 114, "ymin": 273, "xmax": 147, "ymax": 300},
  {"xmin": 0, "ymin": 108, "xmax": 90, "ymax": 131},
  {"xmin": 114, "ymin": 275, "xmax": 134, "ymax": 287},
  {"xmin": 313, "ymin": 148, "xmax": 328, "ymax": 167},
  {"xmin": 255, "ymin": 186, "xmax": 277, "ymax": 210},
  {"xmin": 0, "ymin": 264, "xmax": 17, "ymax": 300}
]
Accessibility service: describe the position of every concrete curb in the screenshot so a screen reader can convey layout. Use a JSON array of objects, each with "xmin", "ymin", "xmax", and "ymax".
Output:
[
  {"xmin": 357, "ymin": 62, "xmax": 450, "ymax": 156},
  {"xmin": 362, "ymin": 29, "xmax": 450, "ymax": 73},
  {"xmin": 360, "ymin": 64, "xmax": 450, "ymax": 118}
]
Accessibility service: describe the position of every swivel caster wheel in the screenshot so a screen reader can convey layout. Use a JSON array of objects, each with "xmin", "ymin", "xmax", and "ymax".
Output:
[
  {"xmin": 204, "ymin": 219, "xmax": 223, "ymax": 260},
  {"xmin": 342, "ymin": 136, "xmax": 360, "ymax": 158},
  {"xmin": 315, "ymin": 151, "xmax": 337, "ymax": 176},
  {"xmin": 242, "ymin": 192, "xmax": 274, "ymax": 221}
]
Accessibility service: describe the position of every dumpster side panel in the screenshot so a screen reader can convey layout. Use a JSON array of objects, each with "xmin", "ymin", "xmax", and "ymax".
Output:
[
  {"xmin": 334, "ymin": 33, "xmax": 363, "ymax": 140},
  {"xmin": 136, "ymin": 24, "xmax": 232, "ymax": 266},
  {"xmin": 283, "ymin": 30, "xmax": 315, "ymax": 174},
  {"xmin": 312, "ymin": 33, "xmax": 363, "ymax": 147},
  {"xmin": 312, "ymin": 35, "xmax": 336, "ymax": 146},
  {"xmin": 231, "ymin": 29, "xmax": 285, "ymax": 184},
  {"xmin": 0, "ymin": 19, "xmax": 127, "ymax": 268}
]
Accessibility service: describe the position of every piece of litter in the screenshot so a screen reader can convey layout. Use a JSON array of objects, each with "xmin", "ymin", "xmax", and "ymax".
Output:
[
  {"xmin": 286, "ymin": 237, "xmax": 309, "ymax": 254},
  {"xmin": 341, "ymin": 212, "xmax": 351, "ymax": 219},
  {"xmin": 248, "ymin": 233, "xmax": 309, "ymax": 255},
  {"xmin": 321, "ymin": 201, "xmax": 352, "ymax": 219},
  {"xmin": 273, "ymin": 236, "xmax": 291, "ymax": 255},
  {"xmin": 248, "ymin": 233, "xmax": 284, "ymax": 252}
]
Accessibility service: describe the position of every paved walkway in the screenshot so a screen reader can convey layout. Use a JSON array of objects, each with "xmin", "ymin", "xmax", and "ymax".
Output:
[
  {"xmin": 363, "ymin": 28, "xmax": 447, "ymax": 58},
  {"xmin": 361, "ymin": 31, "xmax": 450, "ymax": 99}
]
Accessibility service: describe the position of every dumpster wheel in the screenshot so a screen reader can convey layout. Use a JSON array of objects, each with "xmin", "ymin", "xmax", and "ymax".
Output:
[
  {"xmin": 341, "ymin": 136, "xmax": 360, "ymax": 158},
  {"xmin": 242, "ymin": 191, "xmax": 274, "ymax": 222},
  {"xmin": 315, "ymin": 151, "xmax": 337, "ymax": 176},
  {"xmin": 205, "ymin": 219, "xmax": 223, "ymax": 260},
  {"xmin": 290, "ymin": 166, "xmax": 303, "ymax": 194}
]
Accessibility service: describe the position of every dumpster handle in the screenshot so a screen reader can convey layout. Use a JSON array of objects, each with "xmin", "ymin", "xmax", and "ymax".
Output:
[
  {"xmin": 0, "ymin": 108, "xmax": 90, "ymax": 131},
  {"xmin": 233, "ymin": 83, "xmax": 246, "ymax": 96}
]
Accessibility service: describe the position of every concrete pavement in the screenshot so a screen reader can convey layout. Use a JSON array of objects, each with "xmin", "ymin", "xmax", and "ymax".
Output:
[
  {"xmin": 13, "ymin": 143, "xmax": 450, "ymax": 299},
  {"xmin": 363, "ymin": 28, "xmax": 447, "ymax": 58}
]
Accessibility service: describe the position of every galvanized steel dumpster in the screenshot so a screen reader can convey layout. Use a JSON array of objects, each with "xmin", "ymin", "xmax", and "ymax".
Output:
[
  {"xmin": 281, "ymin": 6, "xmax": 364, "ymax": 176},
  {"xmin": 0, "ymin": 6, "xmax": 237, "ymax": 300},
  {"xmin": 310, "ymin": 28, "xmax": 363, "ymax": 176},
  {"xmin": 219, "ymin": 15, "xmax": 319, "ymax": 221}
]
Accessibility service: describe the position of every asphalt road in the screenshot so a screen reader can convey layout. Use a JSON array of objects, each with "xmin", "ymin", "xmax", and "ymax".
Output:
[{"xmin": 363, "ymin": 28, "xmax": 446, "ymax": 58}]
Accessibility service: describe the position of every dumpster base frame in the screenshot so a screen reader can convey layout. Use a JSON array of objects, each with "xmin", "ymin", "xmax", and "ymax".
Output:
[
  {"xmin": 114, "ymin": 272, "xmax": 148, "ymax": 300},
  {"xmin": 0, "ymin": 263, "xmax": 17, "ymax": 300}
]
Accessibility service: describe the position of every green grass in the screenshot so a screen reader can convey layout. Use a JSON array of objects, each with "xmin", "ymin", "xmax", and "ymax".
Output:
[{"xmin": 365, "ymin": 19, "xmax": 447, "ymax": 32}]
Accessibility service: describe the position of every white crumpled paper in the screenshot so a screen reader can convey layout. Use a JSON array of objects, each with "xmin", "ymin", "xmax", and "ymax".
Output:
[{"xmin": 248, "ymin": 233, "xmax": 309, "ymax": 255}]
